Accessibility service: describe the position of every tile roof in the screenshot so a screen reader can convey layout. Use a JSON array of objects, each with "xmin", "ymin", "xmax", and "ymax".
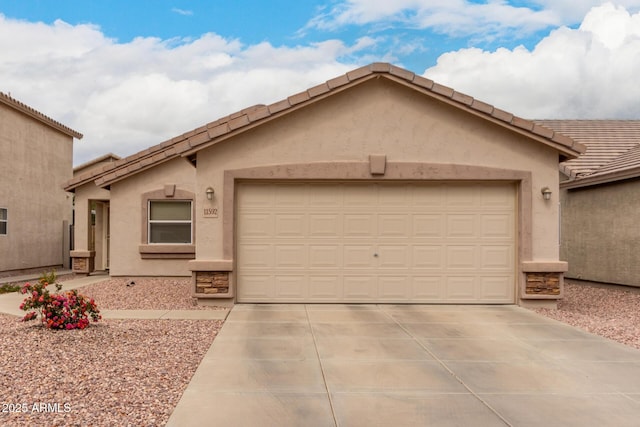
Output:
[
  {"xmin": 64, "ymin": 63, "xmax": 584, "ymax": 191},
  {"xmin": 538, "ymin": 120, "xmax": 640, "ymax": 188},
  {"xmin": 0, "ymin": 91, "xmax": 83, "ymax": 139},
  {"xmin": 73, "ymin": 153, "xmax": 121, "ymax": 175}
]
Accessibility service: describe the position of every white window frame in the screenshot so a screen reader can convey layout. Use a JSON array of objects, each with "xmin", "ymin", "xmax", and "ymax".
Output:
[
  {"xmin": 0, "ymin": 207, "xmax": 6, "ymax": 236},
  {"xmin": 147, "ymin": 200, "xmax": 193, "ymax": 244}
]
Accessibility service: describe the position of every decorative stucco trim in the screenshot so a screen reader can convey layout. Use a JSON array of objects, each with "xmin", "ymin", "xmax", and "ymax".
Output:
[
  {"xmin": 188, "ymin": 260, "xmax": 234, "ymax": 271},
  {"xmin": 521, "ymin": 261, "xmax": 568, "ymax": 272},
  {"xmin": 222, "ymin": 161, "xmax": 533, "ymax": 303},
  {"xmin": 138, "ymin": 244, "xmax": 195, "ymax": 259}
]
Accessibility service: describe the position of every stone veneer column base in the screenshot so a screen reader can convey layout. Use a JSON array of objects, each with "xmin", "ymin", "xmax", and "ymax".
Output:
[
  {"xmin": 188, "ymin": 260, "xmax": 234, "ymax": 300},
  {"xmin": 520, "ymin": 261, "xmax": 568, "ymax": 301},
  {"xmin": 70, "ymin": 250, "xmax": 95, "ymax": 275}
]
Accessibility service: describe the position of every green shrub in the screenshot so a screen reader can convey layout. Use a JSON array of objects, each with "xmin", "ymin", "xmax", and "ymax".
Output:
[{"xmin": 0, "ymin": 283, "xmax": 21, "ymax": 294}]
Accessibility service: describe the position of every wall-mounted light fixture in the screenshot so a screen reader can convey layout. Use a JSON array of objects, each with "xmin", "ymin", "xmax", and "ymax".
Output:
[
  {"xmin": 541, "ymin": 187, "xmax": 552, "ymax": 201},
  {"xmin": 206, "ymin": 187, "xmax": 215, "ymax": 200}
]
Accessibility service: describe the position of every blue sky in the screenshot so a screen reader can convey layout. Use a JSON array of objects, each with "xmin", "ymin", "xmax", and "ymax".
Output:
[
  {"xmin": 1, "ymin": 1, "xmax": 639, "ymax": 164},
  {"xmin": 0, "ymin": 0, "xmax": 560, "ymax": 70}
]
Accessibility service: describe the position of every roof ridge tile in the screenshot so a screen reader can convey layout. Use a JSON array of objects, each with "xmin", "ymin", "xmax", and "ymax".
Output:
[{"xmin": 0, "ymin": 91, "xmax": 83, "ymax": 139}]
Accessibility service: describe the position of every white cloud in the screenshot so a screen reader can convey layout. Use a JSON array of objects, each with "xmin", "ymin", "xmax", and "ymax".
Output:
[
  {"xmin": 307, "ymin": 0, "xmax": 640, "ymax": 40},
  {"xmin": 171, "ymin": 8, "xmax": 193, "ymax": 16},
  {"xmin": 0, "ymin": 14, "xmax": 359, "ymax": 164},
  {"xmin": 424, "ymin": 3, "xmax": 640, "ymax": 119}
]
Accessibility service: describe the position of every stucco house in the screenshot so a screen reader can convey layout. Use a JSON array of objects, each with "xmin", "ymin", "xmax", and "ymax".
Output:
[
  {"xmin": 0, "ymin": 92, "xmax": 82, "ymax": 277},
  {"xmin": 539, "ymin": 120, "xmax": 640, "ymax": 288},
  {"xmin": 65, "ymin": 63, "xmax": 584, "ymax": 307}
]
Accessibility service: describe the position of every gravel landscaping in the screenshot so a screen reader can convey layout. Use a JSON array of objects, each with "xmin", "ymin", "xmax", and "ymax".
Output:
[
  {"xmin": 533, "ymin": 279, "xmax": 640, "ymax": 350},
  {"xmin": 78, "ymin": 277, "xmax": 223, "ymax": 310},
  {"xmin": 1, "ymin": 276, "xmax": 639, "ymax": 426},
  {"xmin": 0, "ymin": 277, "xmax": 223, "ymax": 427}
]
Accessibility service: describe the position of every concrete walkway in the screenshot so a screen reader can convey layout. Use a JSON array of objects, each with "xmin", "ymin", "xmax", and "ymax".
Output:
[
  {"xmin": 0, "ymin": 274, "xmax": 227, "ymax": 320},
  {"xmin": 167, "ymin": 304, "xmax": 640, "ymax": 427}
]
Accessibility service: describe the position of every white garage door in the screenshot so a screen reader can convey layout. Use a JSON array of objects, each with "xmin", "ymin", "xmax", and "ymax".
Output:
[{"xmin": 237, "ymin": 182, "xmax": 516, "ymax": 303}]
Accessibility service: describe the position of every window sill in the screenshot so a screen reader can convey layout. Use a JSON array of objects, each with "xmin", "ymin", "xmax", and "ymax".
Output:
[{"xmin": 139, "ymin": 244, "xmax": 195, "ymax": 259}]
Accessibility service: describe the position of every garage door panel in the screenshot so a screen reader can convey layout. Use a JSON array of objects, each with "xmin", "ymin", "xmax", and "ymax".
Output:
[
  {"xmin": 413, "ymin": 214, "xmax": 445, "ymax": 237},
  {"xmin": 445, "ymin": 276, "xmax": 477, "ymax": 299},
  {"xmin": 447, "ymin": 214, "xmax": 477, "ymax": 237},
  {"xmin": 446, "ymin": 186, "xmax": 478, "ymax": 207},
  {"xmin": 481, "ymin": 186, "xmax": 514, "ymax": 208},
  {"xmin": 275, "ymin": 245, "xmax": 307, "ymax": 268},
  {"xmin": 379, "ymin": 276, "xmax": 411, "ymax": 299},
  {"xmin": 378, "ymin": 214, "xmax": 409, "ymax": 237},
  {"xmin": 308, "ymin": 184, "xmax": 342, "ymax": 206},
  {"xmin": 481, "ymin": 246, "xmax": 514, "ymax": 269},
  {"xmin": 344, "ymin": 245, "xmax": 376, "ymax": 268},
  {"xmin": 412, "ymin": 185, "xmax": 445, "ymax": 206},
  {"xmin": 237, "ymin": 184, "xmax": 273, "ymax": 206},
  {"xmin": 275, "ymin": 275, "xmax": 307, "ymax": 299},
  {"xmin": 275, "ymin": 184, "xmax": 307, "ymax": 206},
  {"xmin": 413, "ymin": 246, "xmax": 444, "ymax": 269},
  {"xmin": 239, "ymin": 275, "xmax": 274, "ymax": 299},
  {"xmin": 275, "ymin": 214, "xmax": 307, "ymax": 237},
  {"xmin": 446, "ymin": 246, "xmax": 477, "ymax": 269},
  {"xmin": 378, "ymin": 185, "xmax": 410, "ymax": 205},
  {"xmin": 309, "ymin": 214, "xmax": 342, "ymax": 237},
  {"xmin": 344, "ymin": 214, "xmax": 376, "ymax": 236},
  {"xmin": 378, "ymin": 245, "xmax": 411, "ymax": 268},
  {"xmin": 309, "ymin": 245, "xmax": 342, "ymax": 268},
  {"xmin": 412, "ymin": 276, "xmax": 444, "ymax": 299},
  {"xmin": 239, "ymin": 213, "xmax": 273, "ymax": 237},
  {"xmin": 238, "ymin": 244, "xmax": 273, "ymax": 268},
  {"xmin": 237, "ymin": 182, "xmax": 515, "ymax": 303},
  {"xmin": 344, "ymin": 276, "xmax": 377, "ymax": 299},
  {"xmin": 308, "ymin": 276, "xmax": 342, "ymax": 300},
  {"xmin": 481, "ymin": 277, "xmax": 514, "ymax": 299},
  {"xmin": 481, "ymin": 214, "xmax": 514, "ymax": 238}
]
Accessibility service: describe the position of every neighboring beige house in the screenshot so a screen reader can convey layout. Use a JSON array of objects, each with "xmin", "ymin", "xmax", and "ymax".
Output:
[
  {"xmin": 0, "ymin": 92, "xmax": 82, "ymax": 276},
  {"xmin": 65, "ymin": 63, "xmax": 584, "ymax": 307},
  {"xmin": 539, "ymin": 120, "xmax": 640, "ymax": 288}
]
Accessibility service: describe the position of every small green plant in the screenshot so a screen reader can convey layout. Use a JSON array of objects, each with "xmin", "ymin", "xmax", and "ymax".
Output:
[
  {"xmin": 40, "ymin": 269, "xmax": 58, "ymax": 287},
  {"xmin": 0, "ymin": 283, "xmax": 21, "ymax": 294},
  {"xmin": 20, "ymin": 271, "xmax": 101, "ymax": 330}
]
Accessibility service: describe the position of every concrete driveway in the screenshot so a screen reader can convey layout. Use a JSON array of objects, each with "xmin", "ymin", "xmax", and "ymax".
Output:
[{"xmin": 167, "ymin": 304, "xmax": 640, "ymax": 427}]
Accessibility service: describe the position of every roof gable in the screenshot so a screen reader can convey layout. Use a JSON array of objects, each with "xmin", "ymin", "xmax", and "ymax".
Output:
[
  {"xmin": 64, "ymin": 63, "xmax": 584, "ymax": 191},
  {"xmin": 0, "ymin": 92, "xmax": 82, "ymax": 139}
]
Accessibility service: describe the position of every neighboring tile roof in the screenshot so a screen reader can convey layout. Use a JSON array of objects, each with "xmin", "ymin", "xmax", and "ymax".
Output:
[
  {"xmin": 0, "ymin": 91, "xmax": 83, "ymax": 139},
  {"xmin": 73, "ymin": 153, "xmax": 121, "ymax": 175},
  {"xmin": 64, "ymin": 63, "xmax": 584, "ymax": 191},
  {"xmin": 538, "ymin": 120, "xmax": 640, "ymax": 188}
]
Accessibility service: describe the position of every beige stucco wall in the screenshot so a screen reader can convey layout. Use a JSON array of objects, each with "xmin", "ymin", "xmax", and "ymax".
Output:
[
  {"xmin": 108, "ymin": 158, "xmax": 196, "ymax": 276},
  {"xmin": 561, "ymin": 181, "xmax": 640, "ymax": 287},
  {"xmin": 194, "ymin": 78, "xmax": 561, "ymax": 268},
  {"xmin": 0, "ymin": 103, "xmax": 74, "ymax": 273}
]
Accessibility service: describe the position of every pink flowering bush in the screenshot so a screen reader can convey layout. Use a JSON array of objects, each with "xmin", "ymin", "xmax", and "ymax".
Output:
[{"xmin": 20, "ymin": 272, "xmax": 101, "ymax": 330}]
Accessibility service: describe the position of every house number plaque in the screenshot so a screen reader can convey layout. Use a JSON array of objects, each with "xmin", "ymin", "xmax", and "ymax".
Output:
[{"xmin": 203, "ymin": 207, "xmax": 218, "ymax": 218}]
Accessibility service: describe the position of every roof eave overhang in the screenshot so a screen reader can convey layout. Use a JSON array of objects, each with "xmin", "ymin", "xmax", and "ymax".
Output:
[{"xmin": 561, "ymin": 166, "xmax": 640, "ymax": 190}]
